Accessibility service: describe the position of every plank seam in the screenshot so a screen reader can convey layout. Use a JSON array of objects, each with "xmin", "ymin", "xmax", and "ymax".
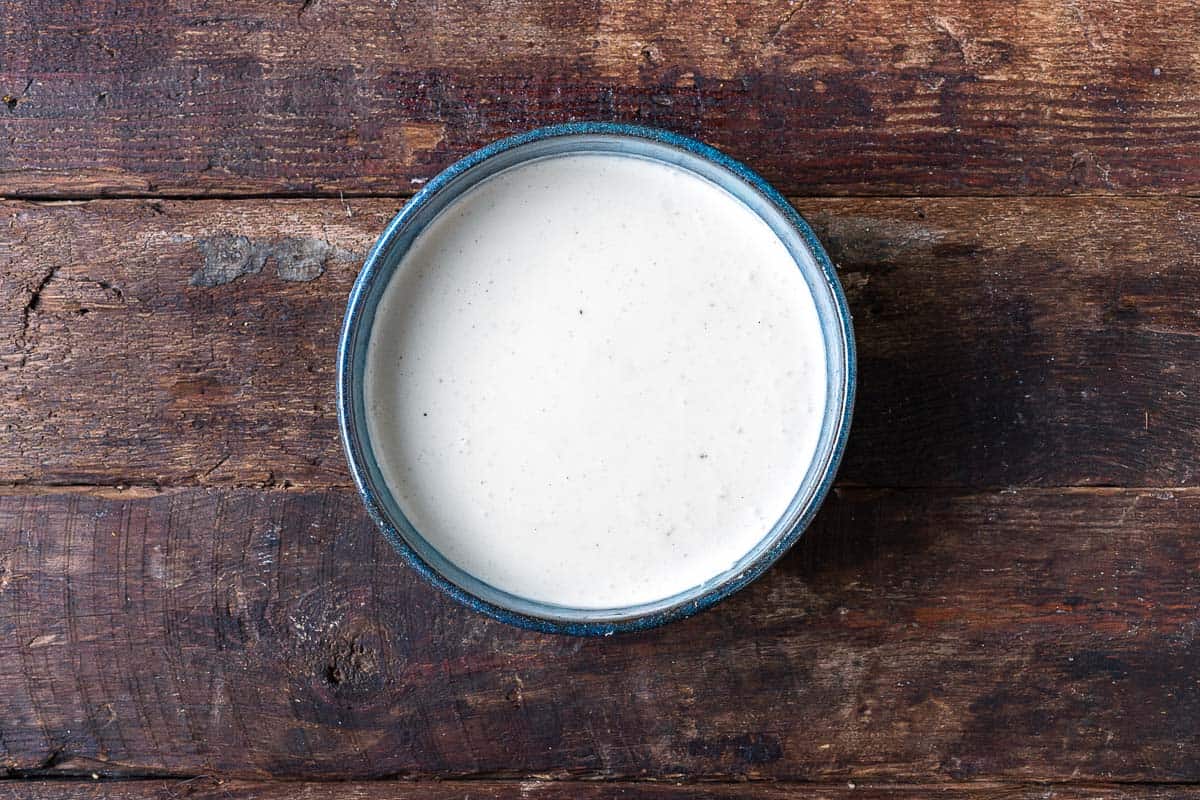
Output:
[
  {"xmin": 5, "ymin": 192, "xmax": 1200, "ymax": 203},
  {"xmin": 0, "ymin": 482, "xmax": 1195, "ymax": 496},
  {"xmin": 8, "ymin": 774, "xmax": 1200, "ymax": 787}
]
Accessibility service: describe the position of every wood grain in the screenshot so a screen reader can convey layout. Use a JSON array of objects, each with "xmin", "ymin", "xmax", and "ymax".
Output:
[
  {"xmin": 3, "ymin": 197, "xmax": 1199, "ymax": 488},
  {"xmin": 6, "ymin": 0, "xmax": 1198, "ymax": 793},
  {"xmin": 2, "ymin": 780, "xmax": 1199, "ymax": 800},
  {"xmin": 1, "ymin": 485, "xmax": 1198, "ymax": 780},
  {"xmin": 1, "ymin": 1, "xmax": 1199, "ymax": 197}
]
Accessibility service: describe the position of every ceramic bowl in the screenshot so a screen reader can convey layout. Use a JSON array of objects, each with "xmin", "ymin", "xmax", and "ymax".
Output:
[{"xmin": 337, "ymin": 122, "xmax": 855, "ymax": 635}]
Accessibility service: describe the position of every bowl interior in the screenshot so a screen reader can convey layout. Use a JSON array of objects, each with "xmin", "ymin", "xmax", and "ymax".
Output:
[{"xmin": 338, "ymin": 127, "xmax": 854, "ymax": 632}]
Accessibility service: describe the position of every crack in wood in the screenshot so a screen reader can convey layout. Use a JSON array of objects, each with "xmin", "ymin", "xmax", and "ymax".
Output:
[{"xmin": 13, "ymin": 267, "xmax": 58, "ymax": 369}]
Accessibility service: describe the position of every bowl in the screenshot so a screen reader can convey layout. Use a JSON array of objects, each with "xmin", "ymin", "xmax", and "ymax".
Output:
[{"xmin": 337, "ymin": 122, "xmax": 855, "ymax": 635}]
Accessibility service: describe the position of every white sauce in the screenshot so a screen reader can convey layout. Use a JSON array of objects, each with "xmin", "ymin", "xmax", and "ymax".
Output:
[{"xmin": 365, "ymin": 152, "xmax": 826, "ymax": 609}]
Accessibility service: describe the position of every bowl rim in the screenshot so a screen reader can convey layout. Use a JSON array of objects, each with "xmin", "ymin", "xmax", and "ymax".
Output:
[{"xmin": 337, "ymin": 121, "xmax": 856, "ymax": 636}]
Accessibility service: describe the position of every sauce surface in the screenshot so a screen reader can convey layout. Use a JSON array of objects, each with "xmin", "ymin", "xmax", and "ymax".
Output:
[{"xmin": 365, "ymin": 152, "xmax": 827, "ymax": 609}]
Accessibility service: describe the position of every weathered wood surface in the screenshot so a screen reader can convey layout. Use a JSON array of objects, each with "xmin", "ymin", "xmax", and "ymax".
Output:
[
  {"xmin": 2, "ymin": 1, "xmax": 1199, "ymax": 198},
  {"xmin": 1, "ymin": 485, "xmax": 1198, "ymax": 780},
  {"xmin": 6, "ymin": 0, "xmax": 1200, "ymax": 790},
  {"xmin": 3, "ymin": 780, "xmax": 1199, "ymax": 800},
  {"xmin": 3, "ymin": 197, "xmax": 1199, "ymax": 489}
]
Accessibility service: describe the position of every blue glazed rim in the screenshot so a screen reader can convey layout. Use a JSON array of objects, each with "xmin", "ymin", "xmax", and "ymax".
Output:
[{"xmin": 337, "ymin": 122, "xmax": 856, "ymax": 636}]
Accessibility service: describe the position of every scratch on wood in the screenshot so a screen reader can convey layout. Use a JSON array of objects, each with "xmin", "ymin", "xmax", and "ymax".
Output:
[
  {"xmin": 1069, "ymin": 150, "xmax": 1114, "ymax": 188},
  {"xmin": 931, "ymin": 16, "xmax": 965, "ymax": 56},
  {"xmin": 1068, "ymin": 0, "xmax": 1105, "ymax": 51},
  {"xmin": 1115, "ymin": 494, "xmax": 1143, "ymax": 527},
  {"xmin": 0, "ymin": 549, "xmax": 12, "ymax": 593},
  {"xmin": 400, "ymin": 122, "xmax": 446, "ymax": 153},
  {"xmin": 506, "ymin": 674, "xmax": 525, "ymax": 708},
  {"xmin": 764, "ymin": 0, "xmax": 811, "ymax": 43},
  {"xmin": 36, "ymin": 743, "xmax": 67, "ymax": 770},
  {"xmin": 930, "ymin": 15, "xmax": 988, "ymax": 67},
  {"xmin": 25, "ymin": 633, "xmax": 61, "ymax": 649},
  {"xmin": 201, "ymin": 454, "xmax": 232, "ymax": 481}
]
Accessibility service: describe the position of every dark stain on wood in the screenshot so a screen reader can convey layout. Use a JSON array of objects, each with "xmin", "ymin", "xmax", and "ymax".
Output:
[{"xmin": 687, "ymin": 734, "xmax": 784, "ymax": 765}]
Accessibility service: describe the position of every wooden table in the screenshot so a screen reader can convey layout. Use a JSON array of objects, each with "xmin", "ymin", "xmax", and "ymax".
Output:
[{"xmin": 3, "ymin": 1, "xmax": 1200, "ymax": 797}]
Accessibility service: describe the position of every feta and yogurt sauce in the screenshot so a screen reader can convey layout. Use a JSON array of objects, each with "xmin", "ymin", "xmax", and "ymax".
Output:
[{"xmin": 365, "ymin": 152, "xmax": 827, "ymax": 609}]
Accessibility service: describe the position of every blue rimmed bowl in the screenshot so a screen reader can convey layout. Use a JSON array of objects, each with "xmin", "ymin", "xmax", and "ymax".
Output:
[{"xmin": 337, "ymin": 122, "xmax": 855, "ymax": 636}]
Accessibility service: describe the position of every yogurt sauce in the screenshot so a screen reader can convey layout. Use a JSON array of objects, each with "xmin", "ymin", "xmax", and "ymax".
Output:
[{"xmin": 365, "ymin": 152, "xmax": 827, "ymax": 609}]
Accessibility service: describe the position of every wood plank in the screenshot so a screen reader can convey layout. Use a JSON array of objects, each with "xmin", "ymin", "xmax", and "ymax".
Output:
[
  {"xmin": 3, "ymin": 197, "xmax": 1199, "ymax": 488},
  {"xmin": 2, "ymin": 780, "xmax": 1199, "ymax": 800},
  {"xmin": 1, "ymin": 485, "xmax": 1198, "ymax": 780},
  {"xmin": 2, "ymin": 1, "xmax": 1199, "ymax": 197}
]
